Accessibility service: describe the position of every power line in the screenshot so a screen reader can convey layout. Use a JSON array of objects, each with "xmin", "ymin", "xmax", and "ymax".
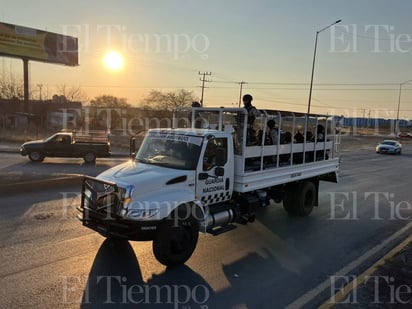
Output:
[{"xmin": 210, "ymin": 80, "xmax": 408, "ymax": 86}]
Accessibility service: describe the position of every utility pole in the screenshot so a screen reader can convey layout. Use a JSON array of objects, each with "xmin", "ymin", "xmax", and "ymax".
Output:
[
  {"xmin": 238, "ymin": 81, "xmax": 247, "ymax": 107},
  {"xmin": 198, "ymin": 71, "xmax": 211, "ymax": 106},
  {"xmin": 37, "ymin": 84, "xmax": 43, "ymax": 101},
  {"xmin": 367, "ymin": 109, "xmax": 371, "ymax": 128},
  {"xmin": 361, "ymin": 108, "xmax": 366, "ymax": 128}
]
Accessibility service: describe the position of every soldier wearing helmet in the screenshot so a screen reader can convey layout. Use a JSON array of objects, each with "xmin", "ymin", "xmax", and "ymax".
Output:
[{"xmin": 242, "ymin": 94, "xmax": 260, "ymax": 145}]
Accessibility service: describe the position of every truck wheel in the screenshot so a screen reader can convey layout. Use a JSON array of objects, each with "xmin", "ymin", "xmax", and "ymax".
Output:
[
  {"xmin": 295, "ymin": 181, "xmax": 316, "ymax": 216},
  {"xmin": 29, "ymin": 151, "xmax": 44, "ymax": 162},
  {"xmin": 84, "ymin": 153, "xmax": 96, "ymax": 164},
  {"xmin": 153, "ymin": 212, "xmax": 199, "ymax": 267},
  {"xmin": 283, "ymin": 181, "xmax": 316, "ymax": 217}
]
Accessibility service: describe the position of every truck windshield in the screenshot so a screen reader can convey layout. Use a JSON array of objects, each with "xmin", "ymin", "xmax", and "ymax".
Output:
[{"xmin": 136, "ymin": 133, "xmax": 202, "ymax": 170}]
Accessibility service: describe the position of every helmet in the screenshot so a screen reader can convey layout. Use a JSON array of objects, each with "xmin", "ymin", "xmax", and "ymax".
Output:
[{"xmin": 242, "ymin": 94, "xmax": 253, "ymax": 102}]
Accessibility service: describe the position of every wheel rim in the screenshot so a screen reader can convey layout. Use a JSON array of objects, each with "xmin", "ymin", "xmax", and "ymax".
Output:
[{"xmin": 31, "ymin": 152, "xmax": 40, "ymax": 160}]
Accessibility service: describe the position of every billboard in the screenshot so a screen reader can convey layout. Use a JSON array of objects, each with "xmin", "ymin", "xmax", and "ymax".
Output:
[{"xmin": 0, "ymin": 22, "xmax": 78, "ymax": 66}]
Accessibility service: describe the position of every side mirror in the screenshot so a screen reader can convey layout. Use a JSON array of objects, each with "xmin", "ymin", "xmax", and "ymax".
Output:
[
  {"xmin": 214, "ymin": 167, "xmax": 224, "ymax": 177},
  {"xmin": 130, "ymin": 137, "xmax": 136, "ymax": 159},
  {"xmin": 215, "ymin": 147, "xmax": 227, "ymax": 166}
]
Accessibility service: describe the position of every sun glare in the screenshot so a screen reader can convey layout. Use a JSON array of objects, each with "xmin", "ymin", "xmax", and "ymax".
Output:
[{"xmin": 103, "ymin": 51, "xmax": 124, "ymax": 71}]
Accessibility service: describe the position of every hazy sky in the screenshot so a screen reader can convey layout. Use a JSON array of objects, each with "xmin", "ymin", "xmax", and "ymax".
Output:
[{"xmin": 1, "ymin": 0, "xmax": 412, "ymax": 118}]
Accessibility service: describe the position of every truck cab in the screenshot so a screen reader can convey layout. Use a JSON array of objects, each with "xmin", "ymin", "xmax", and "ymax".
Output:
[{"xmin": 78, "ymin": 107, "xmax": 340, "ymax": 266}]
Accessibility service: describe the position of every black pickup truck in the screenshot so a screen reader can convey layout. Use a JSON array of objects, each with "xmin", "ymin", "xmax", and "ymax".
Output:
[{"xmin": 20, "ymin": 132, "xmax": 111, "ymax": 163}]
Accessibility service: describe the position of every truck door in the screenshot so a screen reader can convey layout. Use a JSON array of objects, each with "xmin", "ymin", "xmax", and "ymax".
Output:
[
  {"xmin": 44, "ymin": 134, "xmax": 69, "ymax": 156},
  {"xmin": 196, "ymin": 137, "xmax": 234, "ymax": 206}
]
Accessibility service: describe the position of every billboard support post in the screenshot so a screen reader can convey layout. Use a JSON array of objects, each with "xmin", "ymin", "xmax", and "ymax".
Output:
[{"xmin": 23, "ymin": 58, "xmax": 29, "ymax": 113}]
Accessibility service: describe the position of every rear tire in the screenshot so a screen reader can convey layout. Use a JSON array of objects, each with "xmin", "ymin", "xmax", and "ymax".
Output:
[
  {"xmin": 153, "ymin": 211, "xmax": 199, "ymax": 267},
  {"xmin": 84, "ymin": 152, "xmax": 96, "ymax": 164},
  {"xmin": 295, "ymin": 181, "xmax": 316, "ymax": 217},
  {"xmin": 28, "ymin": 151, "xmax": 44, "ymax": 162},
  {"xmin": 283, "ymin": 181, "xmax": 316, "ymax": 217}
]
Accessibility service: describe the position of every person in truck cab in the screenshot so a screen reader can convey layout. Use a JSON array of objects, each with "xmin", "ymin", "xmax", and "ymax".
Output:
[
  {"xmin": 203, "ymin": 140, "xmax": 217, "ymax": 170},
  {"xmin": 62, "ymin": 135, "xmax": 71, "ymax": 144}
]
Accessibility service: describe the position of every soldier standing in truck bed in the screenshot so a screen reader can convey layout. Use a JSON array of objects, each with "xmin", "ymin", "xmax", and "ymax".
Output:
[{"xmin": 243, "ymin": 94, "xmax": 260, "ymax": 145}]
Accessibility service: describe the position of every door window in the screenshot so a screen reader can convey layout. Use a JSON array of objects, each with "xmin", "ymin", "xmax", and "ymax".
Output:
[{"xmin": 203, "ymin": 138, "xmax": 227, "ymax": 171}]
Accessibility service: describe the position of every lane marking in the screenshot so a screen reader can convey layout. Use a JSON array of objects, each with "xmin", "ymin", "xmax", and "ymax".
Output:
[{"xmin": 285, "ymin": 220, "xmax": 412, "ymax": 309}]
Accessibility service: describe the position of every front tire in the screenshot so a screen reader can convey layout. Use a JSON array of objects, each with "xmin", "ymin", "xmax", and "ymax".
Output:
[
  {"xmin": 153, "ymin": 211, "xmax": 199, "ymax": 267},
  {"xmin": 28, "ymin": 151, "xmax": 44, "ymax": 162}
]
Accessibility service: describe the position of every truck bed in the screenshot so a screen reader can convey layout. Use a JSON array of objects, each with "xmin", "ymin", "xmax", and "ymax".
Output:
[{"xmin": 234, "ymin": 156, "xmax": 339, "ymax": 192}]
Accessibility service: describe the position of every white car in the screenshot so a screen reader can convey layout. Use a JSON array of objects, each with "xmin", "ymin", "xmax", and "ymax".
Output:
[{"xmin": 376, "ymin": 140, "xmax": 402, "ymax": 155}]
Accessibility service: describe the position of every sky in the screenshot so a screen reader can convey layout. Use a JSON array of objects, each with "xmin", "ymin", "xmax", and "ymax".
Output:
[{"xmin": 1, "ymin": 0, "xmax": 412, "ymax": 119}]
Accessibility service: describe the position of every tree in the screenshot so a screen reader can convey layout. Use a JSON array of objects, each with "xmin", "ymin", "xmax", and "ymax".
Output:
[
  {"xmin": 90, "ymin": 95, "xmax": 130, "ymax": 108},
  {"xmin": 0, "ymin": 73, "xmax": 24, "ymax": 99},
  {"xmin": 56, "ymin": 85, "xmax": 88, "ymax": 102},
  {"xmin": 142, "ymin": 89, "xmax": 197, "ymax": 111}
]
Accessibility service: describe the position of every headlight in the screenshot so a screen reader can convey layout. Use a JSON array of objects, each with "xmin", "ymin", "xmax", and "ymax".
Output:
[
  {"xmin": 126, "ymin": 209, "xmax": 159, "ymax": 219},
  {"xmin": 120, "ymin": 186, "xmax": 134, "ymax": 208}
]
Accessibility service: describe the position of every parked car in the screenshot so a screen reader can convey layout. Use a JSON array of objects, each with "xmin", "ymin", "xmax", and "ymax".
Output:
[
  {"xmin": 20, "ymin": 131, "xmax": 111, "ymax": 163},
  {"xmin": 376, "ymin": 140, "xmax": 402, "ymax": 155}
]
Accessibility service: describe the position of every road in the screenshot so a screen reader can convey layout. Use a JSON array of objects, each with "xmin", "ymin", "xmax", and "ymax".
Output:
[
  {"xmin": 0, "ymin": 138, "xmax": 411, "ymax": 308},
  {"xmin": 0, "ymin": 153, "xmax": 128, "ymax": 181}
]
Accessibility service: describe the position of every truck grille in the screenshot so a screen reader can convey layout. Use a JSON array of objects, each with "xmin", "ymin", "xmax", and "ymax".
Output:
[{"xmin": 81, "ymin": 176, "xmax": 125, "ymax": 219}]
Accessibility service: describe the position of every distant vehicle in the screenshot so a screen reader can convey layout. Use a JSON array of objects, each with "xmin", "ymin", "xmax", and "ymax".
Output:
[
  {"xmin": 398, "ymin": 132, "xmax": 412, "ymax": 139},
  {"xmin": 376, "ymin": 140, "xmax": 402, "ymax": 155},
  {"xmin": 20, "ymin": 131, "xmax": 111, "ymax": 163}
]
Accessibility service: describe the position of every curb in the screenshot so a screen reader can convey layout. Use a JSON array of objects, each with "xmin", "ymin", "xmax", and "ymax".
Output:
[
  {"xmin": 0, "ymin": 174, "xmax": 84, "ymax": 195},
  {"xmin": 0, "ymin": 148, "xmax": 20, "ymax": 154},
  {"xmin": 319, "ymin": 235, "xmax": 412, "ymax": 308}
]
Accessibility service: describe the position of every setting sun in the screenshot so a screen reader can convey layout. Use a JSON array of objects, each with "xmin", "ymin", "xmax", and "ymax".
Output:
[{"xmin": 103, "ymin": 51, "xmax": 124, "ymax": 71}]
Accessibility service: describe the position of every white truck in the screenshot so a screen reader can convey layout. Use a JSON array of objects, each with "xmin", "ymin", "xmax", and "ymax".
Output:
[{"xmin": 78, "ymin": 107, "xmax": 340, "ymax": 266}]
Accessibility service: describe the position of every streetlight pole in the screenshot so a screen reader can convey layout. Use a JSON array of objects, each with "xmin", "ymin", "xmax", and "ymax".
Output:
[
  {"xmin": 307, "ymin": 19, "xmax": 342, "ymax": 114},
  {"xmin": 395, "ymin": 79, "xmax": 412, "ymax": 135}
]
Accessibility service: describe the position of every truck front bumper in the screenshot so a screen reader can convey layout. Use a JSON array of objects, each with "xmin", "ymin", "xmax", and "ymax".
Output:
[{"xmin": 77, "ymin": 206, "xmax": 161, "ymax": 241}]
